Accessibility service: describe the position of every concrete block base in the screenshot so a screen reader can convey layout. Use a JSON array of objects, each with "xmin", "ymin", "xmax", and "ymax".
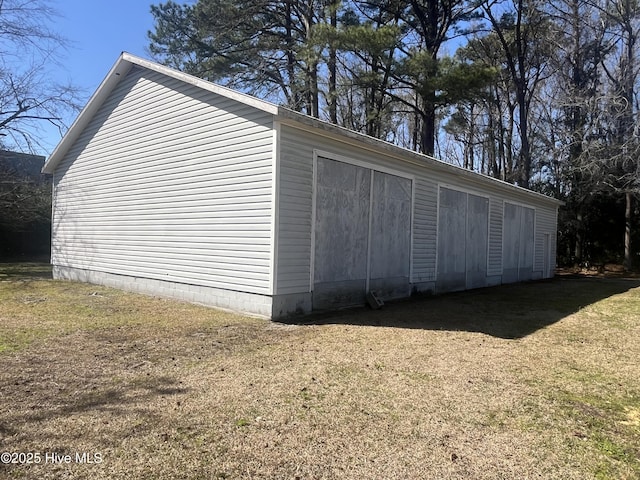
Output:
[{"xmin": 52, "ymin": 265, "xmax": 312, "ymax": 319}]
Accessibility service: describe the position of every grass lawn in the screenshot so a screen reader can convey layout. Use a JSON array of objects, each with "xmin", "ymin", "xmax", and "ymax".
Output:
[{"xmin": 0, "ymin": 263, "xmax": 639, "ymax": 479}]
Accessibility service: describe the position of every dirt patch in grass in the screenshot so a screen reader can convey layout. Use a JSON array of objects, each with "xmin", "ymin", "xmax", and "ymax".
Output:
[{"xmin": 0, "ymin": 264, "xmax": 639, "ymax": 479}]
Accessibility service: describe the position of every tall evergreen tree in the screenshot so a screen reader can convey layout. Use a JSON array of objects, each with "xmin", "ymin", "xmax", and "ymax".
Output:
[
  {"xmin": 387, "ymin": 0, "xmax": 482, "ymax": 156},
  {"xmin": 149, "ymin": 0, "xmax": 325, "ymax": 115}
]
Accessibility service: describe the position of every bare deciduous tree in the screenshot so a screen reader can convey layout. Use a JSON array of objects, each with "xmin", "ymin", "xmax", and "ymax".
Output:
[{"xmin": 0, "ymin": 0, "xmax": 81, "ymax": 152}]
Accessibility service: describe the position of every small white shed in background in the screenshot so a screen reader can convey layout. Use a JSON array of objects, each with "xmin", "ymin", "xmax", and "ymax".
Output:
[{"xmin": 43, "ymin": 53, "xmax": 562, "ymax": 318}]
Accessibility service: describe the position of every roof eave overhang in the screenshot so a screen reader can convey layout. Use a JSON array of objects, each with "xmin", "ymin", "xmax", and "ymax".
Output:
[
  {"xmin": 42, "ymin": 56, "xmax": 134, "ymax": 174},
  {"xmin": 43, "ymin": 52, "xmax": 563, "ymax": 208},
  {"xmin": 275, "ymin": 109, "xmax": 564, "ymax": 208},
  {"xmin": 42, "ymin": 52, "xmax": 279, "ymax": 174}
]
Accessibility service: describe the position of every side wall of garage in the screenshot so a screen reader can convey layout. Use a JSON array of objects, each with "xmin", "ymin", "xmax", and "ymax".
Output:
[{"xmin": 274, "ymin": 121, "xmax": 560, "ymax": 310}]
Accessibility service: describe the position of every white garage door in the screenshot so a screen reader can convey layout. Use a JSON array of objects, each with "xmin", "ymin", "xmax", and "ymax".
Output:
[
  {"xmin": 313, "ymin": 157, "xmax": 412, "ymax": 309},
  {"xmin": 503, "ymin": 203, "xmax": 535, "ymax": 282},
  {"xmin": 436, "ymin": 187, "xmax": 489, "ymax": 292}
]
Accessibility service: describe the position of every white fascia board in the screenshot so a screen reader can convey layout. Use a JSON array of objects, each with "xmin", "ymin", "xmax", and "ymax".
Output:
[
  {"xmin": 42, "ymin": 54, "xmax": 134, "ymax": 174},
  {"xmin": 121, "ymin": 53, "xmax": 280, "ymax": 116},
  {"xmin": 43, "ymin": 52, "xmax": 280, "ymax": 174}
]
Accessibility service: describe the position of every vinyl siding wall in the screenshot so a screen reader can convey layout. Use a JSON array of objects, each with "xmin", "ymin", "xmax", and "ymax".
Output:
[
  {"xmin": 275, "ymin": 126, "xmax": 314, "ymax": 293},
  {"xmin": 52, "ymin": 66, "xmax": 275, "ymax": 294},
  {"xmin": 276, "ymin": 122, "xmax": 559, "ymax": 296}
]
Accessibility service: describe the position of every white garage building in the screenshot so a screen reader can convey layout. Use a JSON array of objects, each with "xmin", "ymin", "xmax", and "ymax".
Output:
[{"xmin": 43, "ymin": 53, "xmax": 562, "ymax": 318}]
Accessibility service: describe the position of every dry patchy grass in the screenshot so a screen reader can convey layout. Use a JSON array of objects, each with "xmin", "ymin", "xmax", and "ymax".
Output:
[{"xmin": 0, "ymin": 263, "xmax": 639, "ymax": 479}]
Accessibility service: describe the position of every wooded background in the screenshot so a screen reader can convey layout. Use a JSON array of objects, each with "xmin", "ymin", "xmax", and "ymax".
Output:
[
  {"xmin": 1, "ymin": 0, "xmax": 637, "ymax": 268},
  {"xmin": 0, "ymin": 0, "xmax": 76, "ymax": 259},
  {"xmin": 148, "ymin": 0, "xmax": 640, "ymax": 270},
  {"xmin": 0, "ymin": 152, "xmax": 50, "ymax": 258}
]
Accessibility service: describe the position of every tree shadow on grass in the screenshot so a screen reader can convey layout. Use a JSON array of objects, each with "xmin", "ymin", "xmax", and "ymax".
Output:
[
  {"xmin": 0, "ymin": 375, "xmax": 189, "ymax": 450},
  {"xmin": 0, "ymin": 261, "xmax": 52, "ymax": 280},
  {"xmin": 287, "ymin": 276, "xmax": 640, "ymax": 339}
]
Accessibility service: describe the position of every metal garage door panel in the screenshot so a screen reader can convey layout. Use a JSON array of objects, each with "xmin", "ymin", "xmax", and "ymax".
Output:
[
  {"xmin": 437, "ymin": 187, "xmax": 467, "ymax": 291},
  {"xmin": 466, "ymin": 194, "xmax": 489, "ymax": 289},
  {"xmin": 502, "ymin": 203, "xmax": 521, "ymax": 283},
  {"xmin": 313, "ymin": 157, "xmax": 371, "ymax": 308},
  {"xmin": 503, "ymin": 203, "xmax": 535, "ymax": 283},
  {"xmin": 518, "ymin": 206, "xmax": 535, "ymax": 281},
  {"xmin": 369, "ymin": 172, "xmax": 412, "ymax": 298}
]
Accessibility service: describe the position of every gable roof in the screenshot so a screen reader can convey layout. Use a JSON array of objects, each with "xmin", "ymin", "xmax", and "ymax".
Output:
[
  {"xmin": 42, "ymin": 52, "xmax": 280, "ymax": 175},
  {"xmin": 43, "ymin": 52, "xmax": 562, "ymax": 207}
]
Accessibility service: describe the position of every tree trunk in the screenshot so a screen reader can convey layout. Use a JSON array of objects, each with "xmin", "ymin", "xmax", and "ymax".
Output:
[
  {"xmin": 421, "ymin": 102, "xmax": 436, "ymax": 156},
  {"xmin": 464, "ymin": 103, "xmax": 475, "ymax": 170},
  {"xmin": 412, "ymin": 108, "xmax": 420, "ymax": 151},
  {"xmin": 327, "ymin": 5, "xmax": 337, "ymax": 124},
  {"xmin": 574, "ymin": 211, "xmax": 583, "ymax": 264},
  {"xmin": 285, "ymin": 1, "xmax": 300, "ymax": 111},
  {"xmin": 310, "ymin": 61, "xmax": 319, "ymax": 118},
  {"xmin": 624, "ymin": 191, "xmax": 633, "ymax": 271},
  {"xmin": 519, "ymin": 115, "xmax": 531, "ymax": 187},
  {"xmin": 486, "ymin": 110, "xmax": 498, "ymax": 178}
]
